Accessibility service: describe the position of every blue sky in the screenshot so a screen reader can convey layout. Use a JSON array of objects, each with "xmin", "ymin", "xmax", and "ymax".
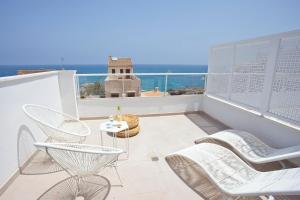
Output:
[{"xmin": 0, "ymin": 0, "xmax": 300, "ymax": 65}]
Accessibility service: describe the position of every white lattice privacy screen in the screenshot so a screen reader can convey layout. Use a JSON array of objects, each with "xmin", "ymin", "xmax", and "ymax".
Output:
[{"xmin": 206, "ymin": 30, "xmax": 300, "ymax": 125}]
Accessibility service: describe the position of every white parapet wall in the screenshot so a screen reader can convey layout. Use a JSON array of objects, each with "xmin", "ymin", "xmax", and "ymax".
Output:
[
  {"xmin": 58, "ymin": 70, "xmax": 79, "ymax": 119},
  {"xmin": 203, "ymin": 95, "xmax": 300, "ymax": 148},
  {"xmin": 0, "ymin": 70, "xmax": 78, "ymax": 193},
  {"xmin": 77, "ymin": 95, "xmax": 203, "ymax": 118}
]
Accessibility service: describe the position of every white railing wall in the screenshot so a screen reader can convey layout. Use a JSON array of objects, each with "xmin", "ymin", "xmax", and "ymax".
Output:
[
  {"xmin": 0, "ymin": 72, "xmax": 62, "ymax": 191},
  {"xmin": 58, "ymin": 70, "xmax": 79, "ymax": 119},
  {"xmin": 75, "ymin": 73, "xmax": 205, "ymax": 117},
  {"xmin": 0, "ymin": 71, "xmax": 78, "ymax": 193},
  {"xmin": 75, "ymin": 73, "xmax": 206, "ymax": 98},
  {"xmin": 206, "ymin": 30, "xmax": 300, "ymax": 126},
  {"xmin": 77, "ymin": 95, "xmax": 203, "ymax": 118}
]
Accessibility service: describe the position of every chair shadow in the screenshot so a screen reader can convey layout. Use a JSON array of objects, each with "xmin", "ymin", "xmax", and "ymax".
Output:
[
  {"xmin": 185, "ymin": 112, "xmax": 229, "ymax": 135},
  {"xmin": 37, "ymin": 175, "xmax": 111, "ymax": 200},
  {"xmin": 17, "ymin": 125, "xmax": 63, "ymax": 175}
]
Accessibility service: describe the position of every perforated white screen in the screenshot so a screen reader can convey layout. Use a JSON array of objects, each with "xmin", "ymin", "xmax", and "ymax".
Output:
[
  {"xmin": 207, "ymin": 46, "xmax": 233, "ymax": 98},
  {"xmin": 230, "ymin": 41, "xmax": 270, "ymax": 108},
  {"xmin": 206, "ymin": 31, "xmax": 300, "ymax": 125},
  {"xmin": 268, "ymin": 36, "xmax": 300, "ymax": 123}
]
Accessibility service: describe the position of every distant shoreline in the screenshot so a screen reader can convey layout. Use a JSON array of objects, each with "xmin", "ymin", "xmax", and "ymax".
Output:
[
  {"xmin": 0, "ymin": 63, "xmax": 207, "ymax": 67},
  {"xmin": 0, "ymin": 64, "xmax": 208, "ymax": 78}
]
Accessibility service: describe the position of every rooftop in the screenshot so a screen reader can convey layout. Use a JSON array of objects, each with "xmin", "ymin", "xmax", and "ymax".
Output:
[
  {"xmin": 0, "ymin": 113, "xmax": 226, "ymax": 200},
  {"xmin": 108, "ymin": 56, "xmax": 133, "ymax": 68}
]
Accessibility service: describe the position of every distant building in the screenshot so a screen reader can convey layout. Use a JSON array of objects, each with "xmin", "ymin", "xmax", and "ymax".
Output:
[{"xmin": 105, "ymin": 56, "xmax": 141, "ymax": 97}]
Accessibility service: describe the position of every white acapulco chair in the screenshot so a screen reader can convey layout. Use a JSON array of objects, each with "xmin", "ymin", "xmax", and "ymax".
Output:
[
  {"xmin": 166, "ymin": 143, "xmax": 300, "ymax": 200},
  {"xmin": 194, "ymin": 129, "xmax": 300, "ymax": 166},
  {"xmin": 23, "ymin": 104, "xmax": 91, "ymax": 143},
  {"xmin": 34, "ymin": 142, "xmax": 124, "ymax": 200}
]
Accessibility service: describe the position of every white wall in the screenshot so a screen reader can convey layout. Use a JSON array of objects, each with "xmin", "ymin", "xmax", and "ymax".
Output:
[
  {"xmin": 0, "ymin": 72, "xmax": 64, "ymax": 190},
  {"xmin": 203, "ymin": 95, "xmax": 300, "ymax": 148},
  {"xmin": 58, "ymin": 70, "xmax": 79, "ymax": 119},
  {"xmin": 77, "ymin": 95, "xmax": 202, "ymax": 118}
]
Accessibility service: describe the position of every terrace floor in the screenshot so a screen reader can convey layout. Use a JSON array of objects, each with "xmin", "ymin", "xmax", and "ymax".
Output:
[{"xmin": 0, "ymin": 112, "xmax": 228, "ymax": 200}]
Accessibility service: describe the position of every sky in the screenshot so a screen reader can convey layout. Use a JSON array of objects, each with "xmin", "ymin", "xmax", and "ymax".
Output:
[{"xmin": 0, "ymin": 0, "xmax": 300, "ymax": 65}]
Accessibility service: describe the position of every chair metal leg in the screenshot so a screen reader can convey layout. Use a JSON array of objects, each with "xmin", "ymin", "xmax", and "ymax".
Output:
[
  {"xmin": 279, "ymin": 161, "xmax": 287, "ymax": 169},
  {"xmin": 113, "ymin": 164, "xmax": 123, "ymax": 187},
  {"xmin": 74, "ymin": 176, "xmax": 81, "ymax": 198}
]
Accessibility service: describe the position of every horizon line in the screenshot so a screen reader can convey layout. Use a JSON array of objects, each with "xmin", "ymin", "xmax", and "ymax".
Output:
[{"xmin": 0, "ymin": 63, "xmax": 208, "ymax": 66}]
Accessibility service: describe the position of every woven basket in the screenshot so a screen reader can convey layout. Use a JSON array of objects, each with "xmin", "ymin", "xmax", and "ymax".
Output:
[
  {"xmin": 114, "ymin": 114, "xmax": 140, "ymax": 138},
  {"xmin": 116, "ymin": 125, "xmax": 140, "ymax": 138},
  {"xmin": 114, "ymin": 114, "xmax": 139, "ymax": 129}
]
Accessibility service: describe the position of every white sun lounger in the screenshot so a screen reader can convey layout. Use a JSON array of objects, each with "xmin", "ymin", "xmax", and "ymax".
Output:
[
  {"xmin": 166, "ymin": 143, "xmax": 300, "ymax": 198},
  {"xmin": 194, "ymin": 129, "xmax": 300, "ymax": 164}
]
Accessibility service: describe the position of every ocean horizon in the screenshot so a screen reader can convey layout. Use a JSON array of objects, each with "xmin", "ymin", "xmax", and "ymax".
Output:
[{"xmin": 0, "ymin": 64, "xmax": 208, "ymax": 91}]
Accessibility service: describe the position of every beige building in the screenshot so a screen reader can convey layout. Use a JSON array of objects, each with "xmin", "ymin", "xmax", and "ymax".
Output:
[{"xmin": 105, "ymin": 56, "xmax": 141, "ymax": 97}]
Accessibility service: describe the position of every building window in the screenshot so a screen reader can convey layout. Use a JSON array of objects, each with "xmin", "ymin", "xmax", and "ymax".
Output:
[
  {"xmin": 111, "ymin": 93, "xmax": 119, "ymax": 98},
  {"xmin": 120, "ymin": 69, "xmax": 124, "ymax": 73},
  {"xmin": 127, "ymin": 92, "xmax": 135, "ymax": 97},
  {"xmin": 125, "ymin": 69, "xmax": 131, "ymax": 79},
  {"xmin": 112, "ymin": 69, "xmax": 115, "ymax": 74}
]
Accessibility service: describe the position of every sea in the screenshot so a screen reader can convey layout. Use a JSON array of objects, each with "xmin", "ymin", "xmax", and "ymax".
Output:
[{"xmin": 0, "ymin": 64, "xmax": 208, "ymax": 91}]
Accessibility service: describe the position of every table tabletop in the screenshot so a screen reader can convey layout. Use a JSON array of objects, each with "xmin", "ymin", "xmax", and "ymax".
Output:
[{"xmin": 100, "ymin": 120, "xmax": 129, "ymax": 133}]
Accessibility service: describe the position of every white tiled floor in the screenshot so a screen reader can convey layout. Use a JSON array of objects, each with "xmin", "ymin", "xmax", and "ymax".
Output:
[{"xmin": 0, "ymin": 114, "xmax": 226, "ymax": 200}]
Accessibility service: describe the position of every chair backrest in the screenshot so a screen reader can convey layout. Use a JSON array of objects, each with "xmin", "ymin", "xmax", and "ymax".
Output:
[
  {"xmin": 23, "ymin": 104, "xmax": 65, "ymax": 127},
  {"xmin": 35, "ymin": 142, "xmax": 124, "ymax": 176},
  {"xmin": 204, "ymin": 129, "xmax": 300, "ymax": 163},
  {"xmin": 23, "ymin": 104, "xmax": 90, "ymax": 142}
]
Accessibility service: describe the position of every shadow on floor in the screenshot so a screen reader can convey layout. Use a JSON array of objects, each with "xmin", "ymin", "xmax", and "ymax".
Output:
[
  {"xmin": 185, "ymin": 112, "xmax": 229, "ymax": 135},
  {"xmin": 17, "ymin": 125, "xmax": 63, "ymax": 175},
  {"xmin": 37, "ymin": 175, "xmax": 110, "ymax": 200}
]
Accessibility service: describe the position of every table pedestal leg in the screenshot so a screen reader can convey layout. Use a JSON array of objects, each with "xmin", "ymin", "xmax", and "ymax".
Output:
[
  {"xmin": 126, "ymin": 128, "xmax": 129, "ymax": 159},
  {"xmin": 113, "ymin": 132, "xmax": 117, "ymax": 148},
  {"xmin": 100, "ymin": 130, "xmax": 103, "ymax": 146}
]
